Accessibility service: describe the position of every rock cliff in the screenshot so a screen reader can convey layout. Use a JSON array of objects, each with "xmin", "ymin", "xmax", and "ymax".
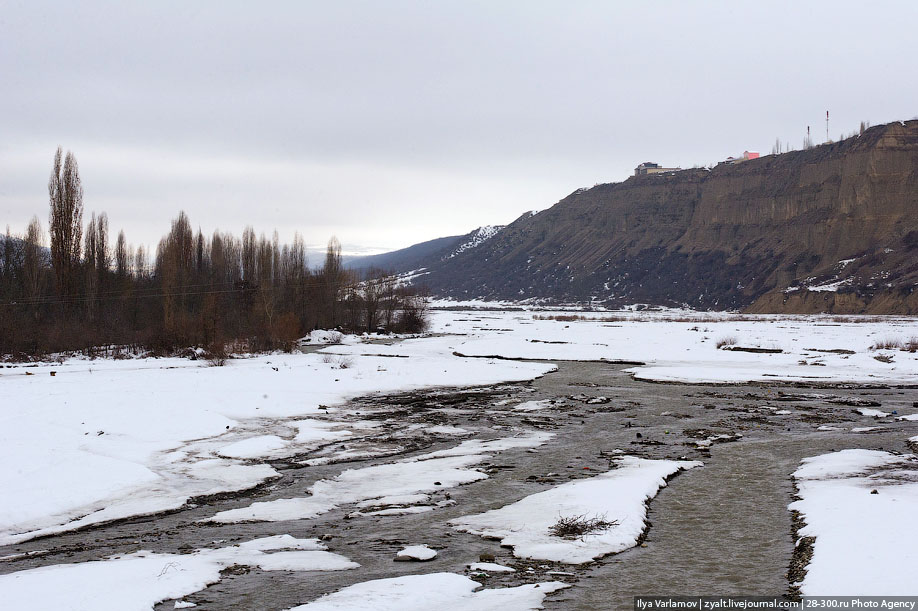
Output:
[{"xmin": 418, "ymin": 120, "xmax": 918, "ymax": 313}]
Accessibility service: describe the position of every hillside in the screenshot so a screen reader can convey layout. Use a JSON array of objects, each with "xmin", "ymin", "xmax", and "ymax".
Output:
[
  {"xmin": 346, "ymin": 225, "xmax": 506, "ymax": 274},
  {"xmin": 409, "ymin": 120, "xmax": 918, "ymax": 313}
]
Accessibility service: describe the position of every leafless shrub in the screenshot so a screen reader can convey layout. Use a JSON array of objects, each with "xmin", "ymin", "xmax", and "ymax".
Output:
[
  {"xmin": 327, "ymin": 331, "xmax": 343, "ymax": 345},
  {"xmin": 870, "ymin": 338, "xmax": 903, "ymax": 351},
  {"xmin": 205, "ymin": 341, "xmax": 228, "ymax": 367},
  {"xmin": 831, "ymin": 316, "xmax": 886, "ymax": 324},
  {"xmin": 534, "ymin": 314, "xmax": 588, "ymax": 322},
  {"xmin": 548, "ymin": 513, "xmax": 617, "ymax": 539},
  {"xmin": 320, "ymin": 354, "xmax": 352, "ymax": 369},
  {"xmin": 716, "ymin": 335, "xmax": 738, "ymax": 349},
  {"xmin": 905, "ymin": 338, "xmax": 918, "ymax": 353}
]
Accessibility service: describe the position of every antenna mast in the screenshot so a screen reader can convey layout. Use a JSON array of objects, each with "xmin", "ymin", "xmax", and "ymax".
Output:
[{"xmin": 826, "ymin": 110, "xmax": 829, "ymax": 142}]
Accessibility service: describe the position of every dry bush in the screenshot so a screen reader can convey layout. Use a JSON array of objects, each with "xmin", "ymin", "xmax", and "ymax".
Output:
[
  {"xmin": 716, "ymin": 335, "xmax": 738, "ymax": 349},
  {"xmin": 870, "ymin": 337, "xmax": 903, "ymax": 351},
  {"xmin": 534, "ymin": 314, "xmax": 587, "ymax": 322},
  {"xmin": 272, "ymin": 312, "xmax": 301, "ymax": 353},
  {"xmin": 831, "ymin": 316, "xmax": 886, "ymax": 324},
  {"xmin": 549, "ymin": 513, "xmax": 618, "ymax": 539},
  {"xmin": 320, "ymin": 354, "xmax": 352, "ymax": 369},
  {"xmin": 327, "ymin": 331, "xmax": 343, "ymax": 345},
  {"xmin": 905, "ymin": 338, "xmax": 918, "ymax": 353},
  {"xmin": 205, "ymin": 341, "xmax": 228, "ymax": 366}
]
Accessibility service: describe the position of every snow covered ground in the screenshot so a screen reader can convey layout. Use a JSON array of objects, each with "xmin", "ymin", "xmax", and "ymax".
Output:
[
  {"xmin": 288, "ymin": 573, "xmax": 567, "ymax": 611},
  {"xmin": 4, "ymin": 303, "xmax": 918, "ymax": 606},
  {"xmin": 0, "ymin": 535, "xmax": 356, "ymax": 610},
  {"xmin": 4, "ymin": 307, "xmax": 916, "ymax": 546},
  {"xmin": 0, "ymin": 341, "xmax": 553, "ymax": 545},
  {"xmin": 452, "ymin": 456, "xmax": 701, "ymax": 563},
  {"xmin": 410, "ymin": 308, "xmax": 918, "ymax": 385},
  {"xmin": 790, "ymin": 449, "xmax": 918, "ymax": 595}
]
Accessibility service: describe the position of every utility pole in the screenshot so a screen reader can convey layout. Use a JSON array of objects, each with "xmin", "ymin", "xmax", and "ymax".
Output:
[{"xmin": 826, "ymin": 110, "xmax": 830, "ymax": 143}]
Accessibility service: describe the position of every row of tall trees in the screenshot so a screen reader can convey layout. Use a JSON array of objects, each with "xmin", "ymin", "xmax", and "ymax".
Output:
[{"xmin": 0, "ymin": 148, "xmax": 428, "ymax": 357}]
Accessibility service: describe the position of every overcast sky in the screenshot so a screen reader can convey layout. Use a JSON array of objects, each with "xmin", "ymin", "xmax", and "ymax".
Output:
[{"xmin": 2, "ymin": 1, "xmax": 917, "ymax": 254}]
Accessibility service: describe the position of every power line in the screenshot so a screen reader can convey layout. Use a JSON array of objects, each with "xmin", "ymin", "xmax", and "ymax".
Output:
[{"xmin": 0, "ymin": 276, "xmax": 384, "ymax": 307}]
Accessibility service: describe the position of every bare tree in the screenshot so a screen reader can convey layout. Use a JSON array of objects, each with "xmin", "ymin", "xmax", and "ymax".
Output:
[
  {"xmin": 322, "ymin": 236, "xmax": 344, "ymax": 328},
  {"xmin": 115, "ymin": 230, "xmax": 128, "ymax": 278},
  {"xmin": 23, "ymin": 217, "xmax": 44, "ymax": 313},
  {"xmin": 194, "ymin": 228, "xmax": 206, "ymax": 276},
  {"xmin": 242, "ymin": 226, "xmax": 257, "ymax": 283},
  {"xmin": 1, "ymin": 226, "xmax": 14, "ymax": 288},
  {"xmin": 83, "ymin": 213, "xmax": 99, "ymax": 320},
  {"xmin": 158, "ymin": 212, "xmax": 195, "ymax": 340},
  {"xmin": 134, "ymin": 244, "xmax": 147, "ymax": 278},
  {"xmin": 380, "ymin": 272, "xmax": 398, "ymax": 329},
  {"xmin": 771, "ymin": 138, "xmax": 782, "ymax": 155},
  {"xmin": 48, "ymin": 148, "xmax": 84, "ymax": 300},
  {"xmin": 95, "ymin": 212, "xmax": 109, "ymax": 275},
  {"xmin": 363, "ymin": 268, "xmax": 388, "ymax": 333}
]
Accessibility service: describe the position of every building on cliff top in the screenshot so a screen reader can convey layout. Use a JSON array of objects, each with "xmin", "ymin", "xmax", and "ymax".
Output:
[
  {"xmin": 634, "ymin": 161, "xmax": 681, "ymax": 176},
  {"xmin": 721, "ymin": 150, "xmax": 760, "ymax": 164}
]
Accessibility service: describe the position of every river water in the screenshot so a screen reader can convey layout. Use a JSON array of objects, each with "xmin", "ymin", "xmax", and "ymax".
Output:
[{"xmin": 1, "ymin": 361, "xmax": 916, "ymax": 610}]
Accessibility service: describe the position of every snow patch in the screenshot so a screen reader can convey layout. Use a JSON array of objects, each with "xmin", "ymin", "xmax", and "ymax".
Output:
[
  {"xmin": 394, "ymin": 545, "xmax": 437, "ymax": 561},
  {"xmin": 452, "ymin": 456, "xmax": 701, "ymax": 564},
  {"xmin": 448, "ymin": 226, "xmax": 504, "ymax": 258},
  {"xmin": 513, "ymin": 400, "xmax": 554, "ymax": 412},
  {"xmin": 207, "ymin": 433, "xmax": 552, "ymax": 523},
  {"xmin": 288, "ymin": 573, "xmax": 567, "ymax": 611},
  {"xmin": 1, "ymin": 344, "xmax": 553, "ymax": 545},
  {"xmin": 790, "ymin": 450, "xmax": 918, "ymax": 595},
  {"xmin": 0, "ymin": 536, "xmax": 356, "ymax": 610},
  {"xmin": 468, "ymin": 562, "xmax": 515, "ymax": 573}
]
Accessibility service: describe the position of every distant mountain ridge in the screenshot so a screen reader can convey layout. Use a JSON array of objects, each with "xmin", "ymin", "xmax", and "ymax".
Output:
[
  {"xmin": 363, "ymin": 120, "xmax": 918, "ymax": 314},
  {"xmin": 346, "ymin": 224, "xmax": 506, "ymax": 273}
]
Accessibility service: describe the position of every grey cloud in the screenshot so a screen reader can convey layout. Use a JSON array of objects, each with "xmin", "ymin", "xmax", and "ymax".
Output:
[{"xmin": 2, "ymin": 1, "xmax": 917, "ymax": 248}]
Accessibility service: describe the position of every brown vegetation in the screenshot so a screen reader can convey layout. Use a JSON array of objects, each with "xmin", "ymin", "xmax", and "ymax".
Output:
[
  {"xmin": 869, "ymin": 337, "xmax": 918, "ymax": 352},
  {"xmin": 548, "ymin": 513, "xmax": 617, "ymax": 539},
  {"xmin": 0, "ymin": 149, "xmax": 428, "ymax": 358}
]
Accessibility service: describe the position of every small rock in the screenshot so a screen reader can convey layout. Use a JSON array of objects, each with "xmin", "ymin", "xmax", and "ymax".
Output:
[
  {"xmin": 479, "ymin": 552, "xmax": 495, "ymax": 562},
  {"xmin": 870, "ymin": 489, "xmax": 879, "ymax": 495}
]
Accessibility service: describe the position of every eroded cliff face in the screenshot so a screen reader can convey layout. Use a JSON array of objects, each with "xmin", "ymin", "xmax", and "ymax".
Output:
[{"xmin": 422, "ymin": 120, "xmax": 918, "ymax": 313}]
